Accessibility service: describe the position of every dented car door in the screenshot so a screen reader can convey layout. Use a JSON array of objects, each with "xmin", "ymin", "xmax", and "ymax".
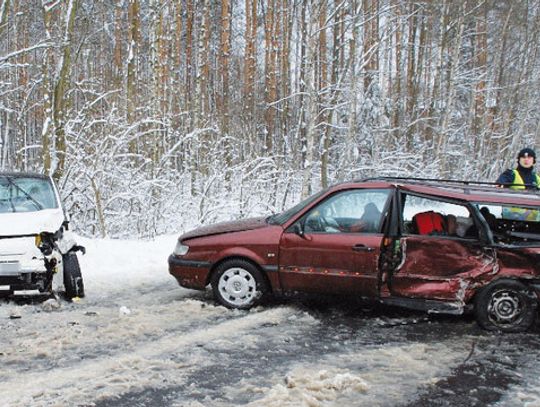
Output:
[
  {"xmin": 383, "ymin": 193, "xmax": 497, "ymax": 307},
  {"xmin": 387, "ymin": 236, "xmax": 496, "ymax": 302}
]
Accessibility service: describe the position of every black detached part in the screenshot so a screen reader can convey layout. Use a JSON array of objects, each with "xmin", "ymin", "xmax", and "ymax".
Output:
[{"xmin": 63, "ymin": 252, "xmax": 85, "ymax": 299}]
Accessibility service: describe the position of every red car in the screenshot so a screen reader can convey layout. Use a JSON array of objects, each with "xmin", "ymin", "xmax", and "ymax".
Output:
[{"xmin": 169, "ymin": 178, "xmax": 540, "ymax": 332}]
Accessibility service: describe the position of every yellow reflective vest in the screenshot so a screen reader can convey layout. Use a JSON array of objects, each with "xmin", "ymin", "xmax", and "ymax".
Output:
[
  {"xmin": 503, "ymin": 170, "xmax": 540, "ymax": 221},
  {"xmin": 510, "ymin": 169, "xmax": 540, "ymax": 190}
]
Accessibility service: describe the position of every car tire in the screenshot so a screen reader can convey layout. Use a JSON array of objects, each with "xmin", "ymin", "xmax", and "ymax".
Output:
[
  {"xmin": 474, "ymin": 279, "xmax": 537, "ymax": 332},
  {"xmin": 63, "ymin": 252, "xmax": 85, "ymax": 299},
  {"xmin": 211, "ymin": 259, "xmax": 267, "ymax": 309}
]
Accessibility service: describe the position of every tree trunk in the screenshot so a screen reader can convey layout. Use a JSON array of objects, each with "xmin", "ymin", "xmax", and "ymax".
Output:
[
  {"xmin": 301, "ymin": 1, "xmax": 321, "ymax": 198},
  {"xmin": 197, "ymin": 0, "xmax": 211, "ymax": 122},
  {"xmin": 40, "ymin": 0, "xmax": 78, "ymax": 182},
  {"xmin": 391, "ymin": 0, "xmax": 402, "ymax": 136},
  {"xmin": 219, "ymin": 0, "xmax": 232, "ymax": 136},
  {"xmin": 319, "ymin": 1, "xmax": 329, "ymax": 187},
  {"xmin": 487, "ymin": 6, "xmax": 512, "ymax": 156},
  {"xmin": 51, "ymin": 0, "xmax": 78, "ymax": 182},
  {"xmin": 185, "ymin": 0, "xmax": 194, "ymax": 127},
  {"xmin": 0, "ymin": 0, "xmax": 10, "ymax": 37},
  {"xmin": 425, "ymin": 0, "xmax": 449, "ymax": 150},
  {"xmin": 127, "ymin": 0, "xmax": 140, "ymax": 128},
  {"xmin": 113, "ymin": 1, "xmax": 124, "ymax": 91},
  {"xmin": 436, "ymin": 2, "xmax": 465, "ymax": 173},
  {"xmin": 244, "ymin": 0, "xmax": 257, "ymax": 139},
  {"xmin": 279, "ymin": 0, "xmax": 292, "ymax": 155},
  {"xmin": 41, "ymin": 5, "xmax": 53, "ymax": 176},
  {"xmin": 363, "ymin": 0, "xmax": 379, "ymax": 92},
  {"xmin": 405, "ymin": 1, "xmax": 417, "ymax": 150},
  {"xmin": 263, "ymin": 0, "xmax": 279, "ymax": 154},
  {"xmin": 472, "ymin": 2, "xmax": 487, "ymax": 154}
]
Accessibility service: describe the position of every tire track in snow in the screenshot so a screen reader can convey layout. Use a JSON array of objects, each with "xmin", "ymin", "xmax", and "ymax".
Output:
[
  {"xmin": 0, "ymin": 297, "xmax": 225, "ymax": 375},
  {"xmin": 94, "ymin": 311, "xmax": 473, "ymax": 406},
  {"xmin": 0, "ymin": 306, "xmax": 316, "ymax": 406},
  {"xmin": 110, "ymin": 338, "xmax": 466, "ymax": 407},
  {"xmin": 231, "ymin": 342, "xmax": 466, "ymax": 407}
]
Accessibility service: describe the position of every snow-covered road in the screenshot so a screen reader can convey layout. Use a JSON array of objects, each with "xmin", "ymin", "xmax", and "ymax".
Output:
[{"xmin": 1, "ymin": 236, "xmax": 540, "ymax": 406}]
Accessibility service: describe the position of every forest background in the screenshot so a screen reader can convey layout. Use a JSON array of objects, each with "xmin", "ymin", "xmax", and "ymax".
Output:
[{"xmin": 1, "ymin": 0, "xmax": 539, "ymax": 238}]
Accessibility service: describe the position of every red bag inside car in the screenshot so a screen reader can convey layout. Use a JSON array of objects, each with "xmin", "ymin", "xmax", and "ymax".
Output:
[{"xmin": 413, "ymin": 211, "xmax": 445, "ymax": 235}]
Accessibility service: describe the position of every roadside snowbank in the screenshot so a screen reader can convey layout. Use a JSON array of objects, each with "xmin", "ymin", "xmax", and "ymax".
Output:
[{"xmin": 76, "ymin": 234, "xmax": 178, "ymax": 298}]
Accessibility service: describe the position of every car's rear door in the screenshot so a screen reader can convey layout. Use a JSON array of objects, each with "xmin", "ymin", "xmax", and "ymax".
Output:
[
  {"xmin": 384, "ymin": 193, "xmax": 497, "ymax": 303},
  {"xmin": 278, "ymin": 188, "xmax": 391, "ymax": 296}
]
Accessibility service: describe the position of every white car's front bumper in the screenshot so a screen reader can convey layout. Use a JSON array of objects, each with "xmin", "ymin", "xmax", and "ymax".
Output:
[{"xmin": 0, "ymin": 237, "xmax": 52, "ymax": 295}]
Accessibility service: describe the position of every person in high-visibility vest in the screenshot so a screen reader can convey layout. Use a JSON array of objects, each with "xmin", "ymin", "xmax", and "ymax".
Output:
[
  {"xmin": 497, "ymin": 148, "xmax": 540, "ymax": 220},
  {"xmin": 497, "ymin": 148, "xmax": 540, "ymax": 189}
]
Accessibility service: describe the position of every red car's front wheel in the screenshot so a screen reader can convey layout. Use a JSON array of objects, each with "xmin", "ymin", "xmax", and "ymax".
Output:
[{"xmin": 211, "ymin": 259, "xmax": 267, "ymax": 309}]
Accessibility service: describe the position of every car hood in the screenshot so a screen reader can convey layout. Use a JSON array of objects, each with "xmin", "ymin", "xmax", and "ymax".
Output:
[
  {"xmin": 180, "ymin": 216, "xmax": 269, "ymax": 240},
  {"xmin": 0, "ymin": 208, "xmax": 65, "ymax": 237}
]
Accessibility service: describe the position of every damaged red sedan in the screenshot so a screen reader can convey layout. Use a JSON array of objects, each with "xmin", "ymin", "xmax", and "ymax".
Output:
[{"xmin": 169, "ymin": 178, "xmax": 540, "ymax": 332}]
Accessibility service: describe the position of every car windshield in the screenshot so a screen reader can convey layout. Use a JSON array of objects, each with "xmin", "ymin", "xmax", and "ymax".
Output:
[
  {"xmin": 267, "ymin": 188, "xmax": 329, "ymax": 225},
  {"xmin": 0, "ymin": 176, "xmax": 58, "ymax": 213}
]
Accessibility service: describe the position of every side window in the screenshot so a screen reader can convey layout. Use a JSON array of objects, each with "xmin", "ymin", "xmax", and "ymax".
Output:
[
  {"xmin": 303, "ymin": 189, "xmax": 390, "ymax": 234},
  {"xmin": 402, "ymin": 194, "xmax": 476, "ymax": 239},
  {"xmin": 473, "ymin": 203, "xmax": 540, "ymax": 245}
]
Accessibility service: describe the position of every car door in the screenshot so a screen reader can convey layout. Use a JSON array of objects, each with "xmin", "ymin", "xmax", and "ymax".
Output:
[
  {"xmin": 384, "ymin": 193, "xmax": 497, "ymax": 302},
  {"xmin": 278, "ymin": 188, "xmax": 391, "ymax": 296}
]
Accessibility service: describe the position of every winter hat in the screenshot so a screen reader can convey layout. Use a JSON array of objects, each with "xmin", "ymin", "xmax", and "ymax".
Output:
[{"xmin": 517, "ymin": 148, "xmax": 536, "ymax": 161}]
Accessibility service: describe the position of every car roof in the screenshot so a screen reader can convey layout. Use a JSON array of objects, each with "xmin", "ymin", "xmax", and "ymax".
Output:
[{"xmin": 334, "ymin": 177, "xmax": 540, "ymax": 206}]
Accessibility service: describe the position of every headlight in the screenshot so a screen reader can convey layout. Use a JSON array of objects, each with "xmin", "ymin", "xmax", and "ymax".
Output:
[
  {"xmin": 173, "ymin": 241, "xmax": 189, "ymax": 256},
  {"xmin": 36, "ymin": 233, "xmax": 53, "ymax": 255}
]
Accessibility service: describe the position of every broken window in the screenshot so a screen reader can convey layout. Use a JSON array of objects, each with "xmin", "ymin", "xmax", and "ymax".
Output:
[
  {"xmin": 401, "ymin": 194, "xmax": 476, "ymax": 238},
  {"xmin": 472, "ymin": 203, "xmax": 540, "ymax": 245}
]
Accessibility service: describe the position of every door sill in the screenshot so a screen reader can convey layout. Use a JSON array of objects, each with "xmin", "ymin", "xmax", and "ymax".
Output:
[{"xmin": 381, "ymin": 296, "xmax": 464, "ymax": 315}]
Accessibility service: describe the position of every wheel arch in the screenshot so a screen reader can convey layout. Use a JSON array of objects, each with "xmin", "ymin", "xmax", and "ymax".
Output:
[{"xmin": 471, "ymin": 277, "xmax": 540, "ymax": 304}]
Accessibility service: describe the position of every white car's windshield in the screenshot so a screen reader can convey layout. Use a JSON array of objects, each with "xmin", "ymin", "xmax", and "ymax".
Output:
[{"xmin": 0, "ymin": 176, "xmax": 58, "ymax": 213}]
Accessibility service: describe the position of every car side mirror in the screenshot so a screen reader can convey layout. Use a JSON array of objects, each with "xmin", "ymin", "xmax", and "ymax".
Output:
[{"xmin": 288, "ymin": 222, "xmax": 313, "ymax": 240}]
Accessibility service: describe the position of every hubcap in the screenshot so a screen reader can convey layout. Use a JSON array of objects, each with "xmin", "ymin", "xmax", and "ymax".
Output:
[
  {"xmin": 218, "ymin": 267, "xmax": 257, "ymax": 307},
  {"xmin": 487, "ymin": 289, "xmax": 523, "ymax": 327}
]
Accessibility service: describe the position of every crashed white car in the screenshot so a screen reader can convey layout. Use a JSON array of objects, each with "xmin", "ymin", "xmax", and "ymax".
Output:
[{"xmin": 0, "ymin": 172, "xmax": 84, "ymax": 299}]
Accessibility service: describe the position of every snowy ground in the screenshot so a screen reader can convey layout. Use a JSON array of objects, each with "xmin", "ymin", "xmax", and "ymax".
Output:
[{"xmin": 1, "ymin": 235, "xmax": 540, "ymax": 407}]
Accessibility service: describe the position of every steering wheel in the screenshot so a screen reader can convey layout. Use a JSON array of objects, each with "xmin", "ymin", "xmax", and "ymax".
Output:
[{"xmin": 320, "ymin": 216, "xmax": 341, "ymax": 232}]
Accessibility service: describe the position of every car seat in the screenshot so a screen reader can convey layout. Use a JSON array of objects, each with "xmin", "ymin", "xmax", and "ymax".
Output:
[{"xmin": 413, "ymin": 211, "xmax": 445, "ymax": 235}]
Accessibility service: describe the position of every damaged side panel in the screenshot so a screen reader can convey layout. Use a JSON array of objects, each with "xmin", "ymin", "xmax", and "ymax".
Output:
[
  {"xmin": 386, "ymin": 237, "xmax": 498, "ymax": 305},
  {"xmin": 496, "ymin": 247, "xmax": 540, "ymax": 278}
]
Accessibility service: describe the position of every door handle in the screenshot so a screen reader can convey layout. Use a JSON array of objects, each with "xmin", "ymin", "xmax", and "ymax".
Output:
[{"xmin": 352, "ymin": 244, "xmax": 374, "ymax": 252}]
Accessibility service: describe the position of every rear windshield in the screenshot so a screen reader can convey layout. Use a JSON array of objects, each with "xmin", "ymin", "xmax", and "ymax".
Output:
[{"xmin": 0, "ymin": 176, "xmax": 58, "ymax": 213}]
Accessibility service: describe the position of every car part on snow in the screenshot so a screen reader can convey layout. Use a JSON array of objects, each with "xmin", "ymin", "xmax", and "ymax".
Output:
[
  {"xmin": 62, "ymin": 252, "xmax": 85, "ymax": 299},
  {"xmin": 211, "ymin": 259, "xmax": 268, "ymax": 309}
]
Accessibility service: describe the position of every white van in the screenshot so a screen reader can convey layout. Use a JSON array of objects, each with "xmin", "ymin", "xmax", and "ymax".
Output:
[{"xmin": 0, "ymin": 172, "xmax": 84, "ymax": 299}]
